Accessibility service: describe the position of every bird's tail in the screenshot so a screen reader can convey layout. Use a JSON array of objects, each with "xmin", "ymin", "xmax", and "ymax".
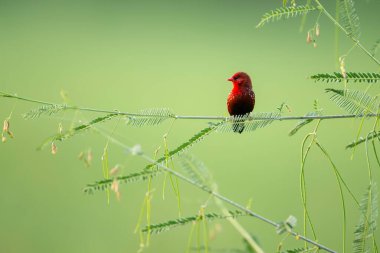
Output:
[{"xmin": 232, "ymin": 120, "xmax": 245, "ymax": 134}]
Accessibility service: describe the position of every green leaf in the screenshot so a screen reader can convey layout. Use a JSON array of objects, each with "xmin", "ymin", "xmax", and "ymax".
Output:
[
  {"xmin": 371, "ymin": 39, "xmax": 380, "ymax": 57},
  {"xmin": 353, "ymin": 183, "xmax": 378, "ymax": 253},
  {"xmin": 83, "ymin": 168, "xmax": 161, "ymax": 194},
  {"xmin": 142, "ymin": 210, "xmax": 246, "ymax": 234},
  {"xmin": 256, "ymin": 5, "xmax": 318, "ymax": 28},
  {"xmin": 23, "ymin": 104, "xmax": 68, "ymax": 119},
  {"xmin": 282, "ymin": 248, "xmax": 308, "ymax": 253},
  {"xmin": 325, "ymin": 89, "xmax": 379, "ymax": 115},
  {"xmin": 346, "ymin": 131, "xmax": 380, "ymax": 149},
  {"xmin": 215, "ymin": 112, "xmax": 280, "ymax": 133},
  {"xmin": 276, "ymin": 215, "xmax": 297, "ymax": 234},
  {"xmin": 179, "ymin": 154, "xmax": 213, "ymax": 188},
  {"xmin": 311, "ymin": 72, "xmax": 380, "ymax": 83},
  {"xmin": 37, "ymin": 113, "xmax": 119, "ymax": 150},
  {"xmin": 289, "ymin": 111, "xmax": 322, "ymax": 136},
  {"xmin": 126, "ymin": 108, "xmax": 174, "ymax": 127},
  {"xmin": 338, "ymin": 0, "xmax": 360, "ymax": 38}
]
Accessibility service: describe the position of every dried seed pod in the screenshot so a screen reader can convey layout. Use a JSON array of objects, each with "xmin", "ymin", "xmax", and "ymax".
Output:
[
  {"xmin": 58, "ymin": 123, "xmax": 63, "ymax": 134},
  {"xmin": 78, "ymin": 151, "xmax": 84, "ymax": 160},
  {"xmin": 110, "ymin": 165, "xmax": 120, "ymax": 176},
  {"xmin": 51, "ymin": 142, "xmax": 57, "ymax": 155},
  {"xmin": 209, "ymin": 223, "xmax": 222, "ymax": 241},
  {"xmin": 340, "ymin": 66, "xmax": 347, "ymax": 79},
  {"xmin": 111, "ymin": 179, "xmax": 120, "ymax": 200},
  {"xmin": 2, "ymin": 135, "xmax": 6, "ymax": 143},
  {"xmin": 7, "ymin": 131, "xmax": 14, "ymax": 138},
  {"xmin": 306, "ymin": 32, "xmax": 312, "ymax": 44},
  {"xmin": 339, "ymin": 58, "xmax": 347, "ymax": 78},
  {"xmin": 315, "ymin": 24, "xmax": 320, "ymax": 37},
  {"xmin": 3, "ymin": 120, "xmax": 9, "ymax": 132},
  {"xmin": 313, "ymin": 42, "xmax": 317, "ymax": 48},
  {"xmin": 86, "ymin": 150, "xmax": 93, "ymax": 164}
]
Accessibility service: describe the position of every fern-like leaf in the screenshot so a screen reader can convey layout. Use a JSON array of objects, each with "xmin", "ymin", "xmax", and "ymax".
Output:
[
  {"xmin": 311, "ymin": 72, "xmax": 380, "ymax": 83},
  {"xmin": 84, "ymin": 168, "xmax": 161, "ymax": 194},
  {"xmin": 289, "ymin": 111, "xmax": 322, "ymax": 136},
  {"xmin": 37, "ymin": 113, "xmax": 119, "ymax": 150},
  {"xmin": 179, "ymin": 154, "xmax": 213, "ymax": 188},
  {"xmin": 23, "ymin": 104, "xmax": 68, "ymax": 119},
  {"xmin": 85, "ymin": 124, "xmax": 222, "ymax": 193},
  {"xmin": 325, "ymin": 89, "xmax": 379, "ymax": 115},
  {"xmin": 353, "ymin": 183, "xmax": 378, "ymax": 253},
  {"xmin": 346, "ymin": 131, "xmax": 380, "ymax": 149},
  {"xmin": 338, "ymin": 0, "xmax": 360, "ymax": 38},
  {"xmin": 282, "ymin": 248, "xmax": 308, "ymax": 253},
  {"xmin": 215, "ymin": 112, "xmax": 280, "ymax": 133},
  {"xmin": 256, "ymin": 5, "xmax": 318, "ymax": 28},
  {"xmin": 142, "ymin": 210, "xmax": 245, "ymax": 234},
  {"xmin": 126, "ymin": 108, "xmax": 174, "ymax": 127},
  {"xmin": 371, "ymin": 39, "xmax": 380, "ymax": 57},
  {"xmin": 276, "ymin": 215, "xmax": 297, "ymax": 235},
  {"xmin": 144, "ymin": 122, "xmax": 222, "ymax": 171}
]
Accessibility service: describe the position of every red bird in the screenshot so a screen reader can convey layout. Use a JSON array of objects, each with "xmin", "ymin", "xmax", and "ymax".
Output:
[{"xmin": 227, "ymin": 72, "xmax": 255, "ymax": 133}]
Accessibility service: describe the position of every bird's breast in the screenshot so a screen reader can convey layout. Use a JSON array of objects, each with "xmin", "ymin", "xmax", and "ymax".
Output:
[{"xmin": 227, "ymin": 89, "xmax": 255, "ymax": 116}]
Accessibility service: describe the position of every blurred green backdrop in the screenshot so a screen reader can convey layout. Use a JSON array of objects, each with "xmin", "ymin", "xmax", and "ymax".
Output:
[{"xmin": 1, "ymin": 0, "xmax": 380, "ymax": 252}]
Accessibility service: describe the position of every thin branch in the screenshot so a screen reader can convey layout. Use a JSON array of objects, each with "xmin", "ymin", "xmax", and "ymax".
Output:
[{"xmin": 1, "ymin": 91, "xmax": 380, "ymax": 122}]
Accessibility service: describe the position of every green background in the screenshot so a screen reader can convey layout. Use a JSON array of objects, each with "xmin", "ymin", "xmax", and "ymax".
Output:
[{"xmin": 1, "ymin": 1, "xmax": 379, "ymax": 252}]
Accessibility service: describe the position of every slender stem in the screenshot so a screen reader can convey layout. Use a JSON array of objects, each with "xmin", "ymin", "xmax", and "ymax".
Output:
[
  {"xmin": 315, "ymin": 141, "xmax": 347, "ymax": 253},
  {"xmin": 334, "ymin": 0, "xmax": 340, "ymax": 67},
  {"xmin": 1, "ymin": 91, "xmax": 380, "ymax": 122},
  {"xmin": 313, "ymin": 0, "xmax": 380, "ymax": 66},
  {"xmin": 300, "ymin": 120, "xmax": 321, "ymax": 247}
]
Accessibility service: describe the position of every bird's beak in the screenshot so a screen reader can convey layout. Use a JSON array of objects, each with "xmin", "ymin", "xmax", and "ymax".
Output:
[{"xmin": 227, "ymin": 77, "xmax": 233, "ymax": 81}]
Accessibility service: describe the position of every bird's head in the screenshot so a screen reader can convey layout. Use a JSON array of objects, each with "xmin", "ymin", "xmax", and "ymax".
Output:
[{"xmin": 227, "ymin": 72, "xmax": 252, "ymax": 88}]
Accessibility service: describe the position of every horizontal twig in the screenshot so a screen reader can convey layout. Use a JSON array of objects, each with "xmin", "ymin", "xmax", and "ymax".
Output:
[
  {"xmin": 176, "ymin": 114, "xmax": 380, "ymax": 121},
  {"xmin": 1, "ymin": 91, "xmax": 379, "ymax": 122}
]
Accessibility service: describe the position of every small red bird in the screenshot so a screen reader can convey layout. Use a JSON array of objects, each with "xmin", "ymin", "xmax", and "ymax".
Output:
[{"xmin": 227, "ymin": 72, "xmax": 255, "ymax": 133}]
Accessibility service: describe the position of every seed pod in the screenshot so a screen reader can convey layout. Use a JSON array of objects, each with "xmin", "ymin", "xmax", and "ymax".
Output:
[
  {"xmin": 339, "ymin": 58, "xmax": 347, "ymax": 78},
  {"xmin": 58, "ymin": 123, "xmax": 63, "ymax": 134},
  {"xmin": 111, "ymin": 179, "xmax": 120, "ymax": 200},
  {"xmin": 306, "ymin": 32, "xmax": 312, "ymax": 44},
  {"xmin": 86, "ymin": 150, "xmax": 93, "ymax": 164},
  {"xmin": 340, "ymin": 66, "xmax": 347, "ymax": 79},
  {"xmin": 3, "ymin": 120, "xmax": 9, "ymax": 132},
  {"xmin": 7, "ymin": 131, "xmax": 14, "ymax": 138},
  {"xmin": 78, "ymin": 151, "xmax": 84, "ymax": 160},
  {"xmin": 2, "ymin": 135, "xmax": 6, "ymax": 143},
  {"xmin": 51, "ymin": 142, "xmax": 57, "ymax": 155},
  {"xmin": 313, "ymin": 42, "xmax": 317, "ymax": 48},
  {"xmin": 110, "ymin": 165, "xmax": 120, "ymax": 176},
  {"xmin": 315, "ymin": 24, "xmax": 320, "ymax": 37}
]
